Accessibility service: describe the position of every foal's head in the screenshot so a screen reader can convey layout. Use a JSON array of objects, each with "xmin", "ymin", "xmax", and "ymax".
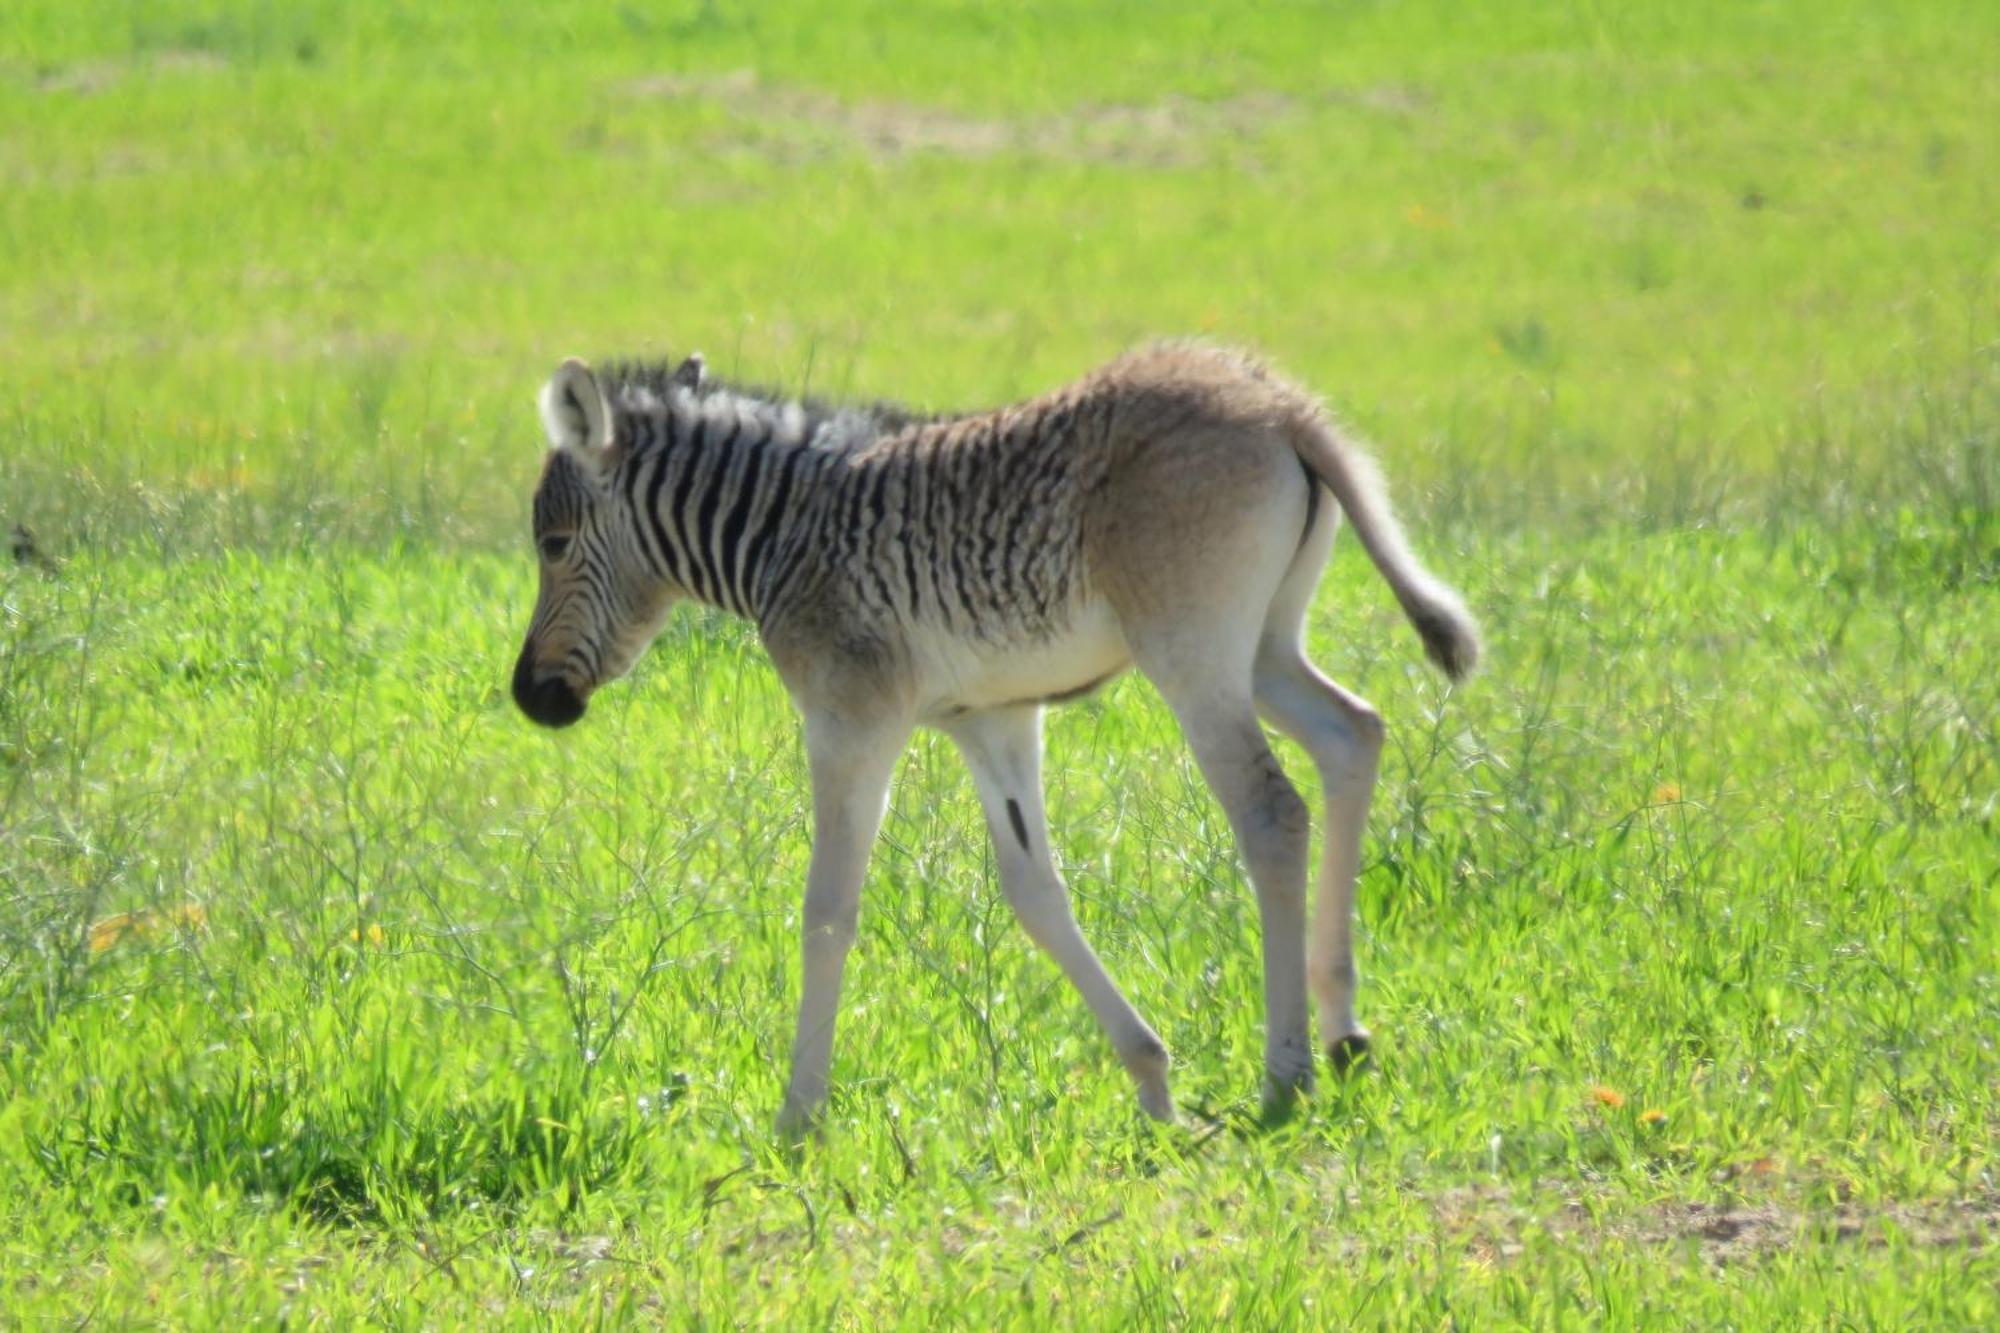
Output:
[{"xmin": 511, "ymin": 359, "xmax": 677, "ymax": 728}]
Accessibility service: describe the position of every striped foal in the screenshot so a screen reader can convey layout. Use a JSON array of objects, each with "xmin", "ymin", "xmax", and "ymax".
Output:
[{"xmin": 512, "ymin": 343, "xmax": 1479, "ymax": 1134}]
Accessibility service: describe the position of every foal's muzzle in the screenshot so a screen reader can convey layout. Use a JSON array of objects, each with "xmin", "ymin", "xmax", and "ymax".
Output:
[{"xmin": 513, "ymin": 646, "xmax": 586, "ymax": 728}]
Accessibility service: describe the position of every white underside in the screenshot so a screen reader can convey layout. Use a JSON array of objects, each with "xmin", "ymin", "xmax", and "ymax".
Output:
[{"xmin": 910, "ymin": 597, "xmax": 1132, "ymax": 722}]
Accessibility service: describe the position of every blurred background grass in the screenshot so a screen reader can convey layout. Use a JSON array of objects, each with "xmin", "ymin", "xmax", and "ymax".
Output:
[{"xmin": 5, "ymin": 0, "xmax": 1994, "ymax": 548}]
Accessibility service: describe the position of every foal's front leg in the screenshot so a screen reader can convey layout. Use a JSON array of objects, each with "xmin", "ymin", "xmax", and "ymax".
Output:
[
  {"xmin": 775, "ymin": 711, "xmax": 909, "ymax": 1137},
  {"xmin": 947, "ymin": 705, "xmax": 1175, "ymax": 1121}
]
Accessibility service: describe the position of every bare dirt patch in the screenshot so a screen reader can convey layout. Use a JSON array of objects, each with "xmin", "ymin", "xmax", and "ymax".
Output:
[
  {"xmin": 1436, "ymin": 1182, "xmax": 2000, "ymax": 1268},
  {"xmin": 31, "ymin": 49, "xmax": 228, "ymax": 96},
  {"xmin": 620, "ymin": 70, "xmax": 1421, "ymax": 167},
  {"xmin": 1644, "ymin": 1197, "xmax": 1999, "ymax": 1264}
]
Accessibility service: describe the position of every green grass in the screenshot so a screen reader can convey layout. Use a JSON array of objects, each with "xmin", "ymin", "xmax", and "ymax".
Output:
[{"xmin": 3, "ymin": 0, "xmax": 1997, "ymax": 1325}]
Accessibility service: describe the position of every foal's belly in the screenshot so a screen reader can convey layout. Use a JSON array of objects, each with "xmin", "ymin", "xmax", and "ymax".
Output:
[{"xmin": 913, "ymin": 599, "xmax": 1132, "ymax": 722}]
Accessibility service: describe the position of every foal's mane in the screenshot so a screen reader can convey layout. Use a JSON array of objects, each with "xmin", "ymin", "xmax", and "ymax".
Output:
[{"xmin": 597, "ymin": 356, "xmax": 960, "ymax": 444}]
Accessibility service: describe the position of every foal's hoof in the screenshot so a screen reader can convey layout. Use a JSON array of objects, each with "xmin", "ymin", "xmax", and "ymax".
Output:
[
  {"xmin": 1259, "ymin": 1070, "xmax": 1315, "ymax": 1127},
  {"xmin": 1121, "ymin": 1038, "xmax": 1176, "ymax": 1124},
  {"xmin": 773, "ymin": 1101, "xmax": 823, "ymax": 1144},
  {"xmin": 1326, "ymin": 1030, "xmax": 1373, "ymax": 1076}
]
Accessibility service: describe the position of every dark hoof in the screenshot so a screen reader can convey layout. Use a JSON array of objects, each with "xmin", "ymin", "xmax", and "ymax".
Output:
[{"xmin": 1327, "ymin": 1032, "xmax": 1372, "ymax": 1076}]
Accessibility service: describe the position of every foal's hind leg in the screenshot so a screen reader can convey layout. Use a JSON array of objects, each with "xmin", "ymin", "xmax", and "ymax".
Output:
[
  {"xmin": 1252, "ymin": 506, "xmax": 1383, "ymax": 1071},
  {"xmin": 1134, "ymin": 634, "xmax": 1317, "ymax": 1106},
  {"xmin": 1254, "ymin": 648, "xmax": 1382, "ymax": 1072},
  {"xmin": 1101, "ymin": 432, "xmax": 1323, "ymax": 1108}
]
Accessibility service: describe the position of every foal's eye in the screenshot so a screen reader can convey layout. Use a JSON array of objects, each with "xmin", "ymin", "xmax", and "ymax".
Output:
[{"xmin": 538, "ymin": 534, "xmax": 572, "ymax": 562}]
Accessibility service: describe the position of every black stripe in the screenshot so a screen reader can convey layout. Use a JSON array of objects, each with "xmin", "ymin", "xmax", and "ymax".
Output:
[
  {"xmin": 934, "ymin": 436, "xmax": 963, "ymax": 630},
  {"xmin": 926, "ymin": 433, "xmax": 962, "ymax": 631},
  {"xmin": 894, "ymin": 457, "xmax": 924, "ymax": 619},
  {"xmin": 670, "ymin": 416, "xmax": 714, "ymax": 603},
  {"xmin": 979, "ymin": 432, "xmax": 1013, "ymax": 610},
  {"xmin": 1005, "ymin": 799, "xmax": 1030, "ymax": 854},
  {"xmin": 578, "ymin": 551, "xmax": 614, "ymax": 606},
  {"xmin": 651, "ymin": 412, "xmax": 702, "ymax": 589},
  {"xmin": 622, "ymin": 446, "xmax": 671, "ymax": 581},
  {"xmin": 828, "ymin": 463, "xmax": 878, "ymax": 610},
  {"xmin": 840, "ymin": 458, "xmax": 871, "ymax": 539},
  {"xmin": 855, "ymin": 460, "xmax": 897, "ymax": 612},
  {"xmin": 693, "ymin": 415, "xmax": 744, "ymax": 611},
  {"xmin": 642, "ymin": 451, "xmax": 689, "ymax": 588},
  {"xmin": 944, "ymin": 439, "xmax": 980, "ymax": 630},
  {"xmin": 535, "ymin": 454, "xmax": 586, "ymax": 531},
  {"xmin": 1025, "ymin": 449, "xmax": 1069, "ymax": 620},
  {"xmin": 738, "ymin": 446, "xmax": 804, "ymax": 619},
  {"xmin": 982, "ymin": 422, "xmax": 1013, "ymax": 599},
  {"xmin": 864, "ymin": 455, "xmax": 892, "ymax": 530},
  {"xmin": 716, "ymin": 428, "xmax": 768, "ymax": 616},
  {"xmin": 997, "ymin": 488, "xmax": 1035, "ymax": 612},
  {"xmin": 946, "ymin": 536, "xmax": 977, "ymax": 630}
]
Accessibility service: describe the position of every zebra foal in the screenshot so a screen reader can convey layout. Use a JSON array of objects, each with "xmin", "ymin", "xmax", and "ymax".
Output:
[{"xmin": 512, "ymin": 343, "xmax": 1478, "ymax": 1133}]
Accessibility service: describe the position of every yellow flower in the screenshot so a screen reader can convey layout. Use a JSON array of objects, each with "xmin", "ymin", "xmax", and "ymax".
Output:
[
  {"xmin": 349, "ymin": 923, "xmax": 387, "ymax": 947},
  {"xmin": 1651, "ymin": 782, "xmax": 1682, "ymax": 804},
  {"xmin": 88, "ymin": 903, "xmax": 208, "ymax": 953},
  {"xmin": 1639, "ymin": 1108, "xmax": 1667, "ymax": 1126},
  {"xmin": 88, "ymin": 913, "xmax": 140, "ymax": 953}
]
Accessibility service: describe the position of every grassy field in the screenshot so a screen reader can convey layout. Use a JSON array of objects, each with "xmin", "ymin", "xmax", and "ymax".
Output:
[{"xmin": 3, "ymin": 1, "xmax": 1997, "ymax": 1325}]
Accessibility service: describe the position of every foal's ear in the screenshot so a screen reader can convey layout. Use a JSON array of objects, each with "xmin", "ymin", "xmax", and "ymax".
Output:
[
  {"xmin": 670, "ymin": 351, "xmax": 707, "ymax": 390},
  {"xmin": 539, "ymin": 358, "xmax": 613, "ymax": 453}
]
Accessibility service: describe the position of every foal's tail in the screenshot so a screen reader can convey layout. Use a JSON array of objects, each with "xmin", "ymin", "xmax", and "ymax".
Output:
[{"xmin": 1286, "ymin": 412, "xmax": 1481, "ymax": 680}]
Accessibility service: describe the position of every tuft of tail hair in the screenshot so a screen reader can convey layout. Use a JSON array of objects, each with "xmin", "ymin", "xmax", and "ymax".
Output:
[{"xmin": 1286, "ymin": 413, "xmax": 1481, "ymax": 680}]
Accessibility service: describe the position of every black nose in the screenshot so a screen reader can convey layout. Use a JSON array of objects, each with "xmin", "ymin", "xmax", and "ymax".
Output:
[{"xmin": 513, "ymin": 646, "xmax": 585, "ymax": 728}]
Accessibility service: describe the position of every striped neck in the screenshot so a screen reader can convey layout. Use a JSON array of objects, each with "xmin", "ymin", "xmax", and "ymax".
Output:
[{"xmin": 611, "ymin": 386, "xmax": 856, "ymax": 622}]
